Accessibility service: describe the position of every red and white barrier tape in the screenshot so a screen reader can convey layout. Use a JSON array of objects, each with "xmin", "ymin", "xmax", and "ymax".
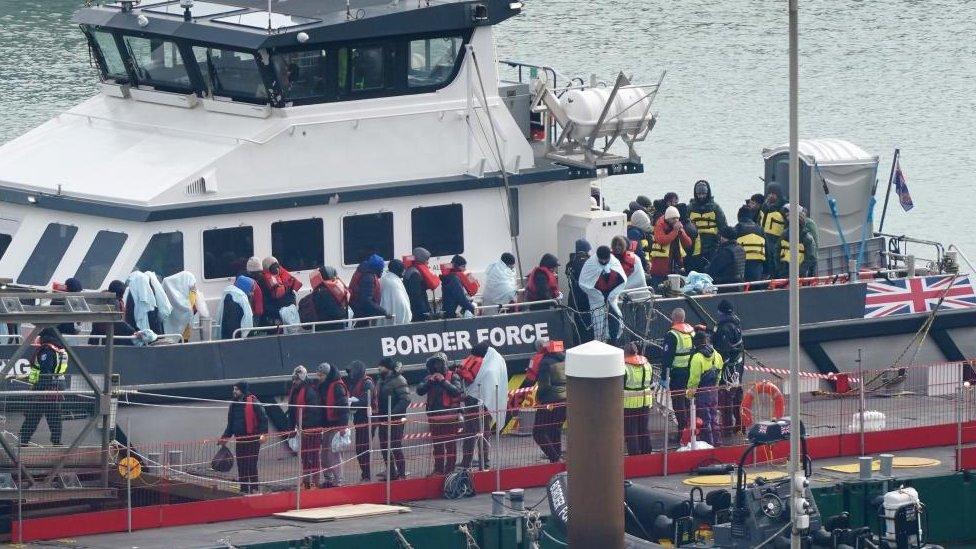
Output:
[{"xmin": 745, "ymin": 364, "xmax": 859, "ymax": 382}]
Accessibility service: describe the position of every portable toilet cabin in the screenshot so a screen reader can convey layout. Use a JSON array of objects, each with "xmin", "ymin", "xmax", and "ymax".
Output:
[{"xmin": 762, "ymin": 139, "xmax": 881, "ymax": 274}]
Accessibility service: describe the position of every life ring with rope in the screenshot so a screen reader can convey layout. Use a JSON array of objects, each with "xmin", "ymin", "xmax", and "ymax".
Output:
[{"xmin": 740, "ymin": 380, "xmax": 786, "ymax": 428}]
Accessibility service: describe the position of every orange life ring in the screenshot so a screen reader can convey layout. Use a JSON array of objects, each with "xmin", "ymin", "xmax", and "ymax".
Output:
[{"xmin": 740, "ymin": 381, "xmax": 786, "ymax": 428}]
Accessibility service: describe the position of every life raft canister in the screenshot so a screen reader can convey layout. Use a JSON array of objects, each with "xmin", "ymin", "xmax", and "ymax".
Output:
[{"xmin": 740, "ymin": 380, "xmax": 786, "ymax": 428}]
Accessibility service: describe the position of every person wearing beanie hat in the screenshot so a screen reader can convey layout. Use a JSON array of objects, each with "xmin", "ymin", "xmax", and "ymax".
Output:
[
  {"xmin": 566, "ymin": 239, "xmax": 594, "ymax": 341},
  {"xmin": 650, "ymin": 201, "xmax": 693, "ymax": 286},
  {"xmin": 706, "ymin": 225, "xmax": 746, "ymax": 284},
  {"xmin": 287, "ymin": 364, "xmax": 323, "ymax": 488},
  {"xmin": 302, "ymin": 266, "xmax": 349, "ymax": 331},
  {"xmin": 246, "ymin": 257, "xmax": 262, "ymax": 273},
  {"xmin": 376, "ymin": 357, "xmax": 409, "ymax": 480},
  {"xmin": 524, "ymin": 253, "xmax": 562, "ymax": 307},
  {"xmin": 686, "ymin": 327, "xmax": 724, "ymax": 447},
  {"xmin": 734, "ymin": 205, "xmax": 766, "ymax": 281},
  {"xmin": 775, "ymin": 208, "xmax": 816, "ymax": 279},
  {"xmin": 440, "ymin": 254, "xmax": 476, "ymax": 319},
  {"xmin": 687, "ymin": 179, "xmax": 728, "ymax": 271},
  {"xmin": 416, "ymin": 352, "xmax": 463, "ymax": 474},
  {"xmin": 403, "ymin": 247, "xmax": 440, "ymax": 322},
  {"xmin": 217, "ymin": 276, "xmax": 256, "ymax": 339},
  {"xmin": 760, "ymin": 182, "xmax": 787, "ymax": 275},
  {"xmin": 712, "ymin": 298, "xmax": 744, "ymax": 437},
  {"xmin": 350, "ymin": 254, "xmax": 388, "ymax": 324},
  {"xmin": 259, "ymin": 256, "xmax": 303, "ymax": 326},
  {"xmin": 221, "ymin": 379, "xmax": 268, "ymax": 493},
  {"xmin": 636, "ymin": 195, "xmax": 653, "ymax": 210},
  {"xmin": 380, "ymin": 258, "xmax": 412, "ymax": 325},
  {"xmin": 575, "ymin": 239, "xmax": 592, "ymax": 254},
  {"xmin": 345, "ymin": 360, "xmax": 376, "ymax": 480},
  {"xmin": 244, "ymin": 257, "xmax": 267, "ymax": 325},
  {"xmin": 316, "ymin": 361, "xmax": 349, "ymax": 488},
  {"xmin": 483, "ymin": 252, "xmax": 519, "ymax": 308}
]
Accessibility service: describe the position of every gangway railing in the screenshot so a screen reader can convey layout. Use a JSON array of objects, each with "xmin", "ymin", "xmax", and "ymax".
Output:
[{"xmin": 231, "ymin": 315, "xmax": 387, "ymax": 339}]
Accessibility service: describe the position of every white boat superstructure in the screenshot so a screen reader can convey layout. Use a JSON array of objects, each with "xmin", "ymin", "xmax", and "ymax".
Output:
[{"xmin": 0, "ymin": 0, "xmax": 655, "ymax": 302}]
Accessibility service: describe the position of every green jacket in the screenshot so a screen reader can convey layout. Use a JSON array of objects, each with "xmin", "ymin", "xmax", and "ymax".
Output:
[{"xmin": 688, "ymin": 348, "xmax": 724, "ymax": 390}]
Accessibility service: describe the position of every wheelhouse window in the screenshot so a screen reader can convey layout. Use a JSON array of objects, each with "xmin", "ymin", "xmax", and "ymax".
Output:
[
  {"xmin": 91, "ymin": 31, "xmax": 128, "ymax": 82},
  {"xmin": 136, "ymin": 231, "xmax": 184, "ymax": 277},
  {"xmin": 339, "ymin": 45, "xmax": 388, "ymax": 93},
  {"xmin": 273, "ymin": 49, "xmax": 329, "ymax": 102},
  {"xmin": 412, "ymin": 204, "xmax": 463, "ymax": 257},
  {"xmin": 343, "ymin": 212, "xmax": 393, "ymax": 265},
  {"xmin": 272, "ymin": 218, "xmax": 324, "ymax": 271},
  {"xmin": 17, "ymin": 223, "xmax": 78, "ymax": 286},
  {"xmin": 122, "ymin": 35, "xmax": 192, "ymax": 91},
  {"xmin": 0, "ymin": 234, "xmax": 12, "ymax": 261},
  {"xmin": 203, "ymin": 226, "xmax": 253, "ymax": 279},
  {"xmin": 75, "ymin": 231, "xmax": 128, "ymax": 289},
  {"xmin": 408, "ymin": 36, "xmax": 462, "ymax": 88},
  {"xmin": 192, "ymin": 46, "xmax": 268, "ymax": 102}
]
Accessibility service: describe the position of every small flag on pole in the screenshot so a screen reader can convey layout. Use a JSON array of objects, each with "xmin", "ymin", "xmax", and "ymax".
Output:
[{"xmin": 893, "ymin": 153, "xmax": 913, "ymax": 212}]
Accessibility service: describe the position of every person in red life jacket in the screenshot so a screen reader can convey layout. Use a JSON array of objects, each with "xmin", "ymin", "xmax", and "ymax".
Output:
[
  {"xmin": 376, "ymin": 358, "xmax": 411, "ymax": 480},
  {"xmin": 403, "ymin": 247, "xmax": 440, "ymax": 322},
  {"xmin": 415, "ymin": 353, "xmax": 464, "ymax": 475},
  {"xmin": 457, "ymin": 342, "xmax": 492, "ymax": 470},
  {"xmin": 530, "ymin": 342, "xmax": 567, "ymax": 463},
  {"xmin": 299, "ymin": 266, "xmax": 349, "ymax": 331},
  {"xmin": 261, "ymin": 256, "xmax": 303, "ymax": 321},
  {"xmin": 524, "ymin": 253, "xmax": 561, "ymax": 310},
  {"xmin": 345, "ymin": 360, "xmax": 376, "ymax": 481},
  {"xmin": 286, "ymin": 366, "xmax": 324, "ymax": 489},
  {"xmin": 622, "ymin": 343, "xmax": 654, "ymax": 456},
  {"xmin": 350, "ymin": 254, "xmax": 388, "ymax": 325},
  {"xmin": 650, "ymin": 206, "xmax": 693, "ymax": 287},
  {"xmin": 315, "ymin": 362, "xmax": 349, "ymax": 488},
  {"xmin": 660, "ymin": 308, "xmax": 696, "ymax": 444},
  {"xmin": 441, "ymin": 255, "xmax": 476, "ymax": 319},
  {"xmin": 245, "ymin": 257, "xmax": 269, "ymax": 326},
  {"xmin": 220, "ymin": 381, "xmax": 268, "ymax": 494}
]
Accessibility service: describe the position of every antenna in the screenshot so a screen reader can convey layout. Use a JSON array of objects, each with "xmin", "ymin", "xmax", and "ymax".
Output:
[{"xmin": 267, "ymin": 0, "xmax": 273, "ymax": 33}]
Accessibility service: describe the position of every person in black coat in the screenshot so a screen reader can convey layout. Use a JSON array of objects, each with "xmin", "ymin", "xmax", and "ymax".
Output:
[
  {"xmin": 376, "ymin": 358, "xmax": 411, "ymax": 480},
  {"xmin": 315, "ymin": 362, "xmax": 349, "ymax": 487},
  {"xmin": 350, "ymin": 254, "xmax": 388, "ymax": 323},
  {"xmin": 706, "ymin": 227, "xmax": 746, "ymax": 285},
  {"xmin": 712, "ymin": 300, "xmax": 745, "ymax": 437},
  {"xmin": 309, "ymin": 266, "xmax": 349, "ymax": 331},
  {"xmin": 403, "ymin": 247, "xmax": 437, "ymax": 322},
  {"xmin": 287, "ymin": 366, "xmax": 324, "ymax": 488},
  {"xmin": 220, "ymin": 381, "xmax": 268, "ymax": 494},
  {"xmin": 441, "ymin": 255, "xmax": 476, "ymax": 319},
  {"xmin": 346, "ymin": 360, "xmax": 376, "ymax": 481},
  {"xmin": 416, "ymin": 353, "xmax": 463, "ymax": 475},
  {"xmin": 565, "ymin": 239, "xmax": 593, "ymax": 343}
]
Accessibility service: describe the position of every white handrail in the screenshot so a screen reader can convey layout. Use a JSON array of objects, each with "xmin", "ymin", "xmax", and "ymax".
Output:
[
  {"xmin": 231, "ymin": 315, "xmax": 387, "ymax": 339},
  {"xmin": 948, "ymin": 245, "xmax": 976, "ymax": 275}
]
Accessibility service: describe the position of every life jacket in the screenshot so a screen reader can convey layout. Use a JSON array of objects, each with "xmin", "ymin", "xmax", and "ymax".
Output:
[
  {"xmin": 616, "ymin": 251, "xmax": 637, "ymax": 277},
  {"xmin": 349, "ymin": 268, "xmax": 380, "ymax": 305},
  {"xmin": 631, "ymin": 236, "xmax": 651, "ymax": 264},
  {"xmin": 324, "ymin": 279, "xmax": 349, "ymax": 308},
  {"xmin": 439, "ymin": 265, "xmax": 479, "ymax": 296},
  {"xmin": 403, "ymin": 259, "xmax": 441, "ymax": 291},
  {"xmin": 762, "ymin": 209, "xmax": 786, "ymax": 237},
  {"xmin": 737, "ymin": 232, "xmax": 766, "ymax": 261},
  {"xmin": 323, "ymin": 378, "xmax": 348, "ymax": 422},
  {"xmin": 525, "ymin": 340, "xmax": 564, "ymax": 382},
  {"xmin": 243, "ymin": 395, "xmax": 260, "ymax": 435},
  {"xmin": 594, "ymin": 270, "xmax": 624, "ymax": 293},
  {"xmin": 525, "ymin": 266, "xmax": 558, "ymax": 300},
  {"xmin": 651, "ymin": 239, "xmax": 687, "ymax": 260},
  {"xmin": 350, "ymin": 376, "xmax": 378, "ymax": 414},
  {"xmin": 690, "ymin": 209, "xmax": 719, "ymax": 236},
  {"xmin": 669, "ymin": 324, "xmax": 695, "ymax": 370},
  {"xmin": 779, "ymin": 237, "xmax": 806, "ymax": 265},
  {"xmin": 623, "ymin": 354, "xmax": 653, "ymax": 409},
  {"xmin": 458, "ymin": 355, "xmax": 484, "ymax": 384},
  {"xmin": 28, "ymin": 343, "xmax": 68, "ymax": 385},
  {"xmin": 427, "ymin": 370, "xmax": 463, "ymax": 409}
]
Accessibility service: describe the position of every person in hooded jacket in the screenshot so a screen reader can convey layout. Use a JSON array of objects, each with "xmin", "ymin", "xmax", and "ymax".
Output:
[
  {"xmin": 315, "ymin": 362, "xmax": 349, "ymax": 488},
  {"xmin": 735, "ymin": 205, "xmax": 766, "ymax": 281},
  {"xmin": 220, "ymin": 381, "xmax": 268, "ymax": 494},
  {"xmin": 415, "ymin": 353, "xmax": 463, "ymax": 475},
  {"xmin": 530, "ymin": 343, "xmax": 567, "ymax": 463},
  {"xmin": 90, "ymin": 280, "xmax": 136, "ymax": 345},
  {"xmin": 686, "ymin": 330, "xmax": 724, "ymax": 447},
  {"xmin": 376, "ymin": 358, "xmax": 410, "ymax": 480},
  {"xmin": 687, "ymin": 180, "xmax": 728, "ymax": 271},
  {"xmin": 441, "ymin": 255, "xmax": 476, "ymax": 318},
  {"xmin": 747, "ymin": 194, "xmax": 766, "ymax": 224},
  {"xmin": 303, "ymin": 267, "xmax": 349, "ymax": 331},
  {"xmin": 799, "ymin": 206, "xmax": 820, "ymax": 277},
  {"xmin": 219, "ymin": 276, "xmax": 255, "ymax": 339},
  {"xmin": 775, "ymin": 205, "xmax": 817, "ymax": 279},
  {"xmin": 380, "ymin": 259, "xmax": 412, "ymax": 325},
  {"xmin": 611, "ymin": 235, "xmax": 648, "ymax": 290},
  {"xmin": 244, "ymin": 257, "xmax": 269, "ymax": 326},
  {"xmin": 706, "ymin": 227, "xmax": 746, "ymax": 284},
  {"xmin": 712, "ymin": 300, "xmax": 744, "ymax": 437},
  {"xmin": 350, "ymin": 254, "xmax": 388, "ymax": 324},
  {"xmin": 261, "ymin": 257, "xmax": 303, "ymax": 325},
  {"xmin": 287, "ymin": 365, "xmax": 323, "ymax": 488},
  {"xmin": 565, "ymin": 240, "xmax": 593, "ymax": 342},
  {"xmin": 346, "ymin": 361, "xmax": 376, "ymax": 481},
  {"xmin": 403, "ymin": 247, "xmax": 440, "ymax": 322},
  {"xmin": 524, "ymin": 253, "xmax": 561, "ymax": 309},
  {"xmin": 482, "ymin": 253, "xmax": 518, "ymax": 309},
  {"xmin": 760, "ymin": 183, "xmax": 787, "ymax": 277},
  {"xmin": 628, "ymin": 209, "xmax": 654, "ymax": 268}
]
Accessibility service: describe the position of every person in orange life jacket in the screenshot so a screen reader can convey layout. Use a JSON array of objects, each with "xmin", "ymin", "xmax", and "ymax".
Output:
[
  {"xmin": 416, "ymin": 353, "xmax": 464, "ymax": 475},
  {"xmin": 441, "ymin": 255, "xmax": 476, "ymax": 319},
  {"xmin": 623, "ymin": 342, "xmax": 654, "ymax": 456},
  {"xmin": 685, "ymin": 330, "xmax": 724, "ymax": 447},
  {"xmin": 301, "ymin": 266, "xmax": 349, "ymax": 331},
  {"xmin": 262, "ymin": 256, "xmax": 302, "ymax": 323},
  {"xmin": 403, "ymin": 247, "xmax": 440, "ymax": 322},
  {"xmin": 660, "ymin": 307, "xmax": 696, "ymax": 440},
  {"xmin": 376, "ymin": 358, "xmax": 410, "ymax": 480},
  {"xmin": 650, "ymin": 206, "xmax": 693, "ymax": 287},
  {"xmin": 525, "ymin": 253, "xmax": 562, "ymax": 309},
  {"xmin": 457, "ymin": 342, "xmax": 493, "ymax": 469},
  {"xmin": 706, "ymin": 227, "xmax": 746, "ymax": 285},
  {"xmin": 286, "ymin": 365, "xmax": 323, "ymax": 488},
  {"xmin": 530, "ymin": 342, "xmax": 567, "ymax": 463},
  {"xmin": 565, "ymin": 239, "xmax": 594, "ymax": 343},
  {"xmin": 712, "ymin": 299, "xmax": 744, "ymax": 437},
  {"xmin": 350, "ymin": 254, "xmax": 388, "ymax": 324},
  {"xmin": 244, "ymin": 257, "xmax": 269, "ymax": 326},
  {"xmin": 314, "ymin": 362, "xmax": 349, "ymax": 488},
  {"xmin": 19, "ymin": 328, "xmax": 67, "ymax": 446},
  {"xmin": 220, "ymin": 381, "xmax": 268, "ymax": 494},
  {"xmin": 345, "ymin": 360, "xmax": 376, "ymax": 481}
]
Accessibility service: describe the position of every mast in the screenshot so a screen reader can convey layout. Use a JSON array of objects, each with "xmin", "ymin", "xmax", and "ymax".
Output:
[{"xmin": 787, "ymin": 0, "xmax": 802, "ymax": 547}]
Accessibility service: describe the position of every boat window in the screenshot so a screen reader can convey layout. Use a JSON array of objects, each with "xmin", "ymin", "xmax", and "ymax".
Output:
[
  {"xmin": 91, "ymin": 31, "xmax": 128, "ymax": 81},
  {"xmin": 0, "ymin": 234, "xmax": 11, "ymax": 261},
  {"xmin": 203, "ymin": 226, "xmax": 253, "ymax": 279},
  {"xmin": 342, "ymin": 212, "xmax": 393, "ymax": 266},
  {"xmin": 136, "ymin": 231, "xmax": 184, "ymax": 277},
  {"xmin": 74, "ymin": 231, "xmax": 128, "ymax": 290},
  {"xmin": 122, "ymin": 35, "xmax": 192, "ymax": 92},
  {"xmin": 192, "ymin": 46, "xmax": 268, "ymax": 102},
  {"xmin": 412, "ymin": 204, "xmax": 463, "ymax": 257},
  {"xmin": 408, "ymin": 36, "xmax": 462, "ymax": 88},
  {"xmin": 272, "ymin": 218, "xmax": 324, "ymax": 272},
  {"xmin": 273, "ymin": 49, "xmax": 329, "ymax": 102},
  {"xmin": 338, "ymin": 45, "xmax": 387, "ymax": 93},
  {"xmin": 17, "ymin": 223, "xmax": 78, "ymax": 286}
]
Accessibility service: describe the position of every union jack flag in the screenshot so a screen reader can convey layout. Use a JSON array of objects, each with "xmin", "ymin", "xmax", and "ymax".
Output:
[{"xmin": 864, "ymin": 275, "xmax": 976, "ymax": 318}]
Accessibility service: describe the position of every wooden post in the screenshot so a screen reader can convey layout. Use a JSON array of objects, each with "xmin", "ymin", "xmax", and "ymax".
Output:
[{"xmin": 566, "ymin": 341, "xmax": 625, "ymax": 549}]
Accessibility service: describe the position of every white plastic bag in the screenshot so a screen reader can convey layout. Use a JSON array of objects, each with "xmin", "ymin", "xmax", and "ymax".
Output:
[
  {"xmin": 279, "ymin": 304, "xmax": 302, "ymax": 334},
  {"xmin": 331, "ymin": 428, "xmax": 352, "ymax": 453}
]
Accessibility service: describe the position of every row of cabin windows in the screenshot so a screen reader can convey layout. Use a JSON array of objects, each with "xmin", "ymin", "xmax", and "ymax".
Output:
[
  {"xmin": 8, "ymin": 204, "xmax": 463, "ymax": 288},
  {"xmin": 86, "ymin": 27, "xmax": 466, "ymax": 106}
]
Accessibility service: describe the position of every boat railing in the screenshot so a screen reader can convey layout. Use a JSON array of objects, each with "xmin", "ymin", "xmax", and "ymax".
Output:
[
  {"xmin": 64, "ymin": 333, "xmax": 186, "ymax": 345},
  {"xmin": 497, "ymin": 59, "xmax": 573, "ymax": 92},
  {"xmin": 948, "ymin": 244, "xmax": 976, "ymax": 276},
  {"xmin": 476, "ymin": 298, "xmax": 561, "ymax": 314},
  {"xmin": 230, "ymin": 315, "xmax": 387, "ymax": 339},
  {"xmin": 876, "ymin": 232, "xmax": 947, "ymax": 273}
]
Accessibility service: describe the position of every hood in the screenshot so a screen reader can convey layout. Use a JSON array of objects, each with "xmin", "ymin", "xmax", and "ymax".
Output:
[
  {"xmin": 697, "ymin": 344, "xmax": 715, "ymax": 357},
  {"xmin": 691, "ymin": 180, "xmax": 714, "ymax": 207},
  {"xmin": 347, "ymin": 360, "xmax": 367, "ymax": 381},
  {"xmin": 360, "ymin": 254, "xmax": 385, "ymax": 275},
  {"xmin": 540, "ymin": 253, "xmax": 559, "ymax": 269},
  {"xmin": 631, "ymin": 209, "xmax": 653, "ymax": 233},
  {"xmin": 719, "ymin": 312, "xmax": 741, "ymax": 325}
]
